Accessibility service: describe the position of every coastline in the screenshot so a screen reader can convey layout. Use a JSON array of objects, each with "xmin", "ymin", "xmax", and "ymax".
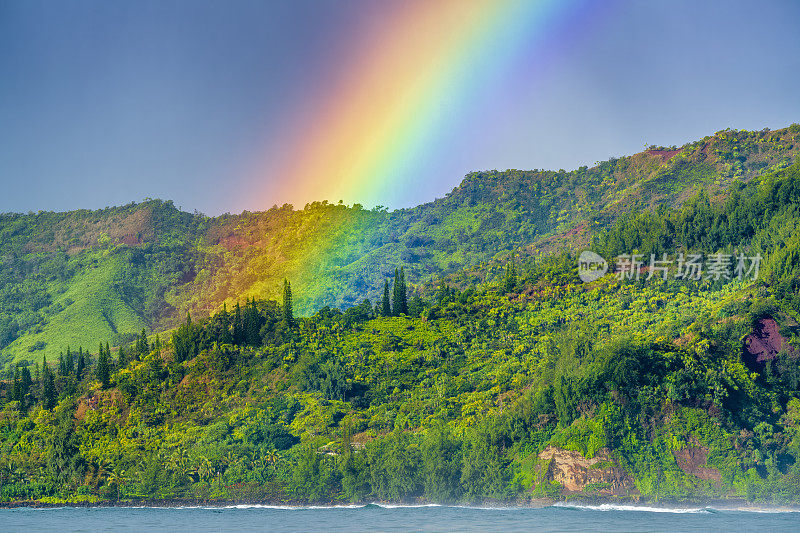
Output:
[{"xmin": 2, "ymin": 496, "xmax": 799, "ymax": 512}]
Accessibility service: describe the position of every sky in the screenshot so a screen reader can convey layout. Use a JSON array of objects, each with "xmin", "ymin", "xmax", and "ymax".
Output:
[{"xmin": 1, "ymin": 0, "xmax": 799, "ymax": 215}]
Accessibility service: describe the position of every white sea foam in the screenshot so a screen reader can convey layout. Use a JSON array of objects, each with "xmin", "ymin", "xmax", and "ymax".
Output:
[
  {"xmin": 552, "ymin": 502, "xmax": 709, "ymax": 514},
  {"xmin": 9, "ymin": 502, "xmax": 800, "ymax": 513},
  {"xmin": 206, "ymin": 504, "xmax": 366, "ymax": 510},
  {"xmin": 370, "ymin": 503, "xmax": 442, "ymax": 509},
  {"xmin": 552, "ymin": 502, "xmax": 800, "ymax": 514}
]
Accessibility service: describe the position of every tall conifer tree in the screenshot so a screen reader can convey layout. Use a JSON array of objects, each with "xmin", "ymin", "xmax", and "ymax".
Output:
[
  {"xmin": 65, "ymin": 346, "xmax": 74, "ymax": 374},
  {"xmin": 504, "ymin": 256, "xmax": 517, "ymax": 293},
  {"xmin": 233, "ymin": 302, "xmax": 243, "ymax": 345},
  {"xmin": 282, "ymin": 279, "xmax": 294, "ymax": 326},
  {"xmin": 97, "ymin": 343, "xmax": 110, "ymax": 389},
  {"xmin": 381, "ymin": 280, "xmax": 391, "ymax": 316},
  {"xmin": 117, "ymin": 345, "xmax": 127, "ymax": 370},
  {"xmin": 393, "ymin": 267, "xmax": 408, "ymax": 315},
  {"xmin": 42, "ymin": 356, "xmax": 56, "ymax": 409},
  {"xmin": 76, "ymin": 349, "xmax": 85, "ymax": 379},
  {"xmin": 137, "ymin": 329, "xmax": 149, "ymax": 359}
]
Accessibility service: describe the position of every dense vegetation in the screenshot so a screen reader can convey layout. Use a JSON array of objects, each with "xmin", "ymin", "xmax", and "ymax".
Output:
[
  {"xmin": 1, "ymin": 127, "xmax": 800, "ymax": 505},
  {"xmin": 1, "ymin": 252, "xmax": 799, "ymax": 504}
]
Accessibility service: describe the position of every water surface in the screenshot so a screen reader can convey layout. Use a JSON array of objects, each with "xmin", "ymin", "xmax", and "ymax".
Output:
[{"xmin": 3, "ymin": 502, "xmax": 800, "ymax": 532}]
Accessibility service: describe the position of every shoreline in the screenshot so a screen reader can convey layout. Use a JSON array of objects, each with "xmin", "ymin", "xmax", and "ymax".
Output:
[{"xmin": 2, "ymin": 496, "xmax": 799, "ymax": 512}]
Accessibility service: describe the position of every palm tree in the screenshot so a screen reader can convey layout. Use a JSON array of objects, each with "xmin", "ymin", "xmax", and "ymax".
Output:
[
  {"xmin": 170, "ymin": 456, "xmax": 191, "ymax": 484},
  {"xmin": 196, "ymin": 456, "xmax": 213, "ymax": 483},
  {"xmin": 265, "ymin": 446, "xmax": 280, "ymax": 468},
  {"xmin": 222, "ymin": 451, "xmax": 240, "ymax": 470},
  {"xmin": 186, "ymin": 464, "xmax": 200, "ymax": 484},
  {"xmin": 95, "ymin": 459, "xmax": 112, "ymax": 486},
  {"xmin": 0, "ymin": 458, "xmax": 15, "ymax": 485},
  {"xmin": 108, "ymin": 468, "xmax": 127, "ymax": 501}
]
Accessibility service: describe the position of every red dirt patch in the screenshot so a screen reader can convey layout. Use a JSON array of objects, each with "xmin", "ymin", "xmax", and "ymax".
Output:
[
  {"xmin": 75, "ymin": 389, "xmax": 127, "ymax": 424},
  {"xmin": 743, "ymin": 317, "xmax": 795, "ymax": 366},
  {"xmin": 673, "ymin": 441, "xmax": 722, "ymax": 482},
  {"xmin": 217, "ymin": 235, "xmax": 251, "ymax": 250},
  {"xmin": 646, "ymin": 148, "xmax": 681, "ymax": 163},
  {"xmin": 118, "ymin": 233, "xmax": 143, "ymax": 246}
]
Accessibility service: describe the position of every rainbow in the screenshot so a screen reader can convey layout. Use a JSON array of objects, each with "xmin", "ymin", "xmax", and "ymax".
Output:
[{"xmin": 251, "ymin": 0, "xmax": 590, "ymax": 210}]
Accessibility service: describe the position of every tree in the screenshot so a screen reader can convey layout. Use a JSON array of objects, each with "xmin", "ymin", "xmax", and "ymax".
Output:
[
  {"xmin": 20, "ymin": 366, "xmax": 32, "ymax": 402},
  {"xmin": 97, "ymin": 343, "xmax": 110, "ymax": 389},
  {"xmin": 292, "ymin": 442, "xmax": 337, "ymax": 500},
  {"xmin": 504, "ymin": 255, "xmax": 517, "ymax": 293},
  {"xmin": 421, "ymin": 422, "xmax": 462, "ymax": 502},
  {"xmin": 321, "ymin": 356, "xmax": 350, "ymax": 401},
  {"xmin": 339, "ymin": 422, "xmax": 369, "ymax": 501},
  {"xmin": 408, "ymin": 292, "xmax": 425, "ymax": 318},
  {"xmin": 42, "ymin": 356, "xmax": 56, "ymax": 409},
  {"xmin": 75, "ymin": 348, "xmax": 85, "ymax": 379},
  {"xmin": 218, "ymin": 303, "xmax": 233, "ymax": 344},
  {"xmin": 461, "ymin": 425, "xmax": 510, "ymax": 500},
  {"xmin": 12, "ymin": 365, "xmax": 30, "ymax": 411},
  {"xmin": 393, "ymin": 267, "xmax": 408, "ymax": 316},
  {"xmin": 117, "ymin": 345, "xmax": 128, "ymax": 370},
  {"xmin": 244, "ymin": 298, "xmax": 263, "ymax": 346},
  {"xmin": 282, "ymin": 279, "xmax": 294, "ymax": 326},
  {"xmin": 367, "ymin": 427, "xmax": 419, "ymax": 500},
  {"xmin": 12, "ymin": 366, "xmax": 20, "ymax": 404},
  {"xmin": 233, "ymin": 302, "xmax": 243, "ymax": 344},
  {"xmin": 172, "ymin": 312, "xmax": 196, "ymax": 363},
  {"xmin": 381, "ymin": 280, "xmax": 391, "ymax": 316},
  {"xmin": 48, "ymin": 407, "xmax": 84, "ymax": 485},
  {"xmin": 65, "ymin": 346, "xmax": 75, "ymax": 374},
  {"xmin": 137, "ymin": 329, "xmax": 149, "ymax": 359},
  {"xmin": 108, "ymin": 468, "xmax": 128, "ymax": 501}
]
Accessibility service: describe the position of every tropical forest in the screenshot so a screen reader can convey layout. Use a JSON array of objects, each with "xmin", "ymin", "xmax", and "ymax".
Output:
[{"xmin": 2, "ymin": 126, "xmax": 800, "ymax": 506}]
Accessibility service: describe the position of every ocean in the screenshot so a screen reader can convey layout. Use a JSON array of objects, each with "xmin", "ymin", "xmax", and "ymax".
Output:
[{"xmin": 2, "ymin": 502, "xmax": 800, "ymax": 532}]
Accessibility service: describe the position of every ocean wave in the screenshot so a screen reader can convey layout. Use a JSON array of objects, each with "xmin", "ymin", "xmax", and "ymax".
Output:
[
  {"xmin": 551, "ymin": 502, "xmax": 800, "ymax": 514},
  {"xmin": 7, "ymin": 501, "xmax": 800, "ymax": 514},
  {"xmin": 213, "ymin": 504, "xmax": 366, "ymax": 510},
  {"xmin": 552, "ymin": 502, "xmax": 710, "ymax": 514}
]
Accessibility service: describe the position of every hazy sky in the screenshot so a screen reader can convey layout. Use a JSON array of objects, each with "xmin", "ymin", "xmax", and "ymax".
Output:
[{"xmin": 1, "ymin": 0, "xmax": 799, "ymax": 214}]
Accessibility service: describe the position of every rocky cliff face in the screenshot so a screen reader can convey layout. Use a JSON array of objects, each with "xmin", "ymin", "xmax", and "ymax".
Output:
[{"xmin": 538, "ymin": 446, "xmax": 637, "ymax": 497}]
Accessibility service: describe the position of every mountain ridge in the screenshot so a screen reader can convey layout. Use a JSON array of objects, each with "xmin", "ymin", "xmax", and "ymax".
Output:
[{"xmin": 1, "ymin": 124, "xmax": 799, "ymax": 365}]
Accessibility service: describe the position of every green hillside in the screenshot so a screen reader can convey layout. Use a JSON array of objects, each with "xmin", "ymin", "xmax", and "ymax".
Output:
[
  {"xmin": 1, "ymin": 130, "xmax": 800, "ymax": 505},
  {"xmin": 2, "ymin": 126, "xmax": 799, "ymax": 368}
]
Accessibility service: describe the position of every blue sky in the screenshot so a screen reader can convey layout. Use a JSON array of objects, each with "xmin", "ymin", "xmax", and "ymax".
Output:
[{"xmin": 1, "ymin": 0, "xmax": 799, "ymax": 214}]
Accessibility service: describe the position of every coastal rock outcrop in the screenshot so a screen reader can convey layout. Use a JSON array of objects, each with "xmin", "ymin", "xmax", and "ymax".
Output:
[{"xmin": 538, "ymin": 446, "xmax": 637, "ymax": 496}]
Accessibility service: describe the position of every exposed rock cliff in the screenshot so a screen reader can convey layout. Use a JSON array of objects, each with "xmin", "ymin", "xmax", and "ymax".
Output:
[{"xmin": 538, "ymin": 446, "xmax": 637, "ymax": 497}]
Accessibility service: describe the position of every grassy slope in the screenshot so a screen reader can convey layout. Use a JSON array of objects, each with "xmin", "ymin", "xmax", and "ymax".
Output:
[{"xmin": 5, "ymin": 251, "xmax": 148, "ymax": 360}]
